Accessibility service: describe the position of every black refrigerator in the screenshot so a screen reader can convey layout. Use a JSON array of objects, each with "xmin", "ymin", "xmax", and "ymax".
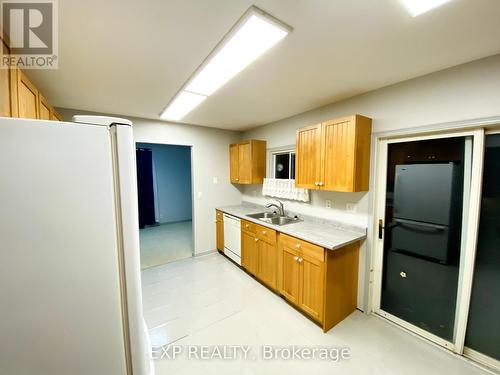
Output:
[
  {"xmin": 392, "ymin": 162, "xmax": 463, "ymax": 264},
  {"xmin": 382, "ymin": 162, "xmax": 463, "ymax": 341}
]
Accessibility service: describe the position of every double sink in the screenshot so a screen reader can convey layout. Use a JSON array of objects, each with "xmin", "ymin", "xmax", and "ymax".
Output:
[{"xmin": 246, "ymin": 212, "xmax": 302, "ymax": 226}]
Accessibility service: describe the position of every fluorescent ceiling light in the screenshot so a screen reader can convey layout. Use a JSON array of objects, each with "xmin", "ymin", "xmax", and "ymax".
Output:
[
  {"xmin": 185, "ymin": 12, "xmax": 290, "ymax": 96},
  {"xmin": 160, "ymin": 7, "xmax": 291, "ymax": 121},
  {"xmin": 400, "ymin": 0, "xmax": 452, "ymax": 17},
  {"xmin": 160, "ymin": 91, "xmax": 207, "ymax": 121}
]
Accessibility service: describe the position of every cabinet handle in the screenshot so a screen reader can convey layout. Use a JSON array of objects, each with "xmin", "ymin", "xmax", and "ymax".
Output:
[
  {"xmin": 296, "ymin": 243, "xmax": 301, "ymax": 249},
  {"xmin": 315, "ymin": 182, "xmax": 319, "ymax": 186},
  {"xmin": 400, "ymin": 271, "xmax": 407, "ymax": 278},
  {"xmin": 262, "ymin": 231, "xmax": 266, "ymax": 235},
  {"xmin": 298, "ymin": 258, "xmax": 303, "ymax": 263},
  {"xmin": 319, "ymin": 182, "xmax": 324, "ymax": 186},
  {"xmin": 254, "ymin": 238, "xmax": 258, "ymax": 242},
  {"xmin": 294, "ymin": 256, "xmax": 299, "ymax": 261},
  {"xmin": 245, "ymin": 224, "xmax": 249, "ymax": 228}
]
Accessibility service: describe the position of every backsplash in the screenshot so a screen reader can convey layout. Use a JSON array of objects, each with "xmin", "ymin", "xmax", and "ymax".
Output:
[{"xmin": 240, "ymin": 185, "xmax": 369, "ymax": 228}]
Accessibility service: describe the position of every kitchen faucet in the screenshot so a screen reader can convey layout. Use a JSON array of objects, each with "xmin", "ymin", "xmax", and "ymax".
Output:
[{"xmin": 266, "ymin": 199, "xmax": 285, "ymax": 216}]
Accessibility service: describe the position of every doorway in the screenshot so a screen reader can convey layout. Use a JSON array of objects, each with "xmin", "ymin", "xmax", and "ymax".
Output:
[
  {"xmin": 136, "ymin": 143, "xmax": 193, "ymax": 269},
  {"xmin": 372, "ymin": 127, "xmax": 500, "ymax": 371},
  {"xmin": 378, "ymin": 136, "xmax": 469, "ymax": 343}
]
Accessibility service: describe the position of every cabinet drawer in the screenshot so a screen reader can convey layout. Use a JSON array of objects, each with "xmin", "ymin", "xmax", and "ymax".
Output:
[
  {"xmin": 256, "ymin": 224, "xmax": 276, "ymax": 243},
  {"xmin": 280, "ymin": 234, "xmax": 324, "ymax": 262},
  {"xmin": 241, "ymin": 220, "xmax": 256, "ymax": 234},
  {"xmin": 216, "ymin": 210, "xmax": 223, "ymax": 221}
]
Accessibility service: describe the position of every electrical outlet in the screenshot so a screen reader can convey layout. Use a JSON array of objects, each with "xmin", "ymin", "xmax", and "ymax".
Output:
[
  {"xmin": 346, "ymin": 203, "xmax": 357, "ymax": 212},
  {"xmin": 325, "ymin": 199, "xmax": 332, "ymax": 208}
]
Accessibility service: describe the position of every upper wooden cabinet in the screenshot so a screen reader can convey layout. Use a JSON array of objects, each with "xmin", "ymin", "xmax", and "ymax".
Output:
[
  {"xmin": 38, "ymin": 93, "xmax": 51, "ymax": 120},
  {"xmin": 295, "ymin": 124, "xmax": 322, "ymax": 189},
  {"xmin": 15, "ymin": 69, "xmax": 38, "ymax": 119},
  {"xmin": 50, "ymin": 109, "xmax": 63, "ymax": 121},
  {"xmin": 229, "ymin": 140, "xmax": 266, "ymax": 184},
  {"xmin": 0, "ymin": 38, "xmax": 63, "ymax": 121},
  {"xmin": 295, "ymin": 115, "xmax": 372, "ymax": 192}
]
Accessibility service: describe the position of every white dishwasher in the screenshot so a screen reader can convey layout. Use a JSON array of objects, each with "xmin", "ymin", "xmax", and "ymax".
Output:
[{"xmin": 223, "ymin": 214, "xmax": 241, "ymax": 265}]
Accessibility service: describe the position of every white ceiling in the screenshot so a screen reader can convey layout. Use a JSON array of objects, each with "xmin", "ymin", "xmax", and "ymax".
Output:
[{"xmin": 27, "ymin": 0, "xmax": 500, "ymax": 130}]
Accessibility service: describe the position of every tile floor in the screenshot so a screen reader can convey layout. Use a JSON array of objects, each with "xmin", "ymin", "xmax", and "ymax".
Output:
[
  {"xmin": 139, "ymin": 221, "xmax": 193, "ymax": 269},
  {"xmin": 141, "ymin": 253, "xmax": 491, "ymax": 375}
]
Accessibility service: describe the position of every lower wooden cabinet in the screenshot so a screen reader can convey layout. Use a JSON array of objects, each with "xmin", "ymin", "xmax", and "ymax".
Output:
[
  {"xmin": 279, "ymin": 233, "xmax": 359, "ymax": 332},
  {"xmin": 241, "ymin": 224, "xmax": 258, "ymax": 275},
  {"xmin": 220, "ymin": 213, "xmax": 360, "ymax": 332},
  {"xmin": 299, "ymin": 255, "xmax": 325, "ymax": 321},
  {"xmin": 256, "ymin": 228, "xmax": 277, "ymax": 290},
  {"xmin": 215, "ymin": 210, "xmax": 224, "ymax": 252},
  {"xmin": 281, "ymin": 246, "xmax": 301, "ymax": 305},
  {"xmin": 280, "ymin": 235, "xmax": 325, "ymax": 322},
  {"xmin": 241, "ymin": 220, "xmax": 278, "ymax": 290}
]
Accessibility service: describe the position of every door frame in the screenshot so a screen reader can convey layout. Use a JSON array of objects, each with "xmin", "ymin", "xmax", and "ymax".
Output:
[
  {"xmin": 370, "ymin": 128, "xmax": 485, "ymax": 354},
  {"xmin": 462, "ymin": 128, "xmax": 500, "ymax": 370}
]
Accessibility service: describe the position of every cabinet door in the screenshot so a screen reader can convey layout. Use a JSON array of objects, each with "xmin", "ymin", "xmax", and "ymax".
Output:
[
  {"xmin": 257, "ymin": 239, "xmax": 277, "ymax": 290},
  {"xmin": 229, "ymin": 144, "xmax": 239, "ymax": 183},
  {"xmin": 16, "ymin": 70, "xmax": 39, "ymax": 119},
  {"xmin": 38, "ymin": 94, "xmax": 51, "ymax": 120},
  {"xmin": 238, "ymin": 142, "xmax": 252, "ymax": 184},
  {"xmin": 50, "ymin": 109, "xmax": 63, "ymax": 121},
  {"xmin": 216, "ymin": 220, "xmax": 224, "ymax": 252},
  {"xmin": 299, "ymin": 255, "xmax": 324, "ymax": 322},
  {"xmin": 241, "ymin": 230, "xmax": 258, "ymax": 275},
  {"xmin": 281, "ymin": 246, "xmax": 300, "ymax": 305},
  {"xmin": 321, "ymin": 118, "xmax": 356, "ymax": 192},
  {"xmin": 295, "ymin": 124, "xmax": 322, "ymax": 189}
]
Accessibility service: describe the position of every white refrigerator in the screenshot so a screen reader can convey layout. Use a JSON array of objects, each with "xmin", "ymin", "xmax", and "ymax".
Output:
[{"xmin": 0, "ymin": 116, "xmax": 151, "ymax": 375}]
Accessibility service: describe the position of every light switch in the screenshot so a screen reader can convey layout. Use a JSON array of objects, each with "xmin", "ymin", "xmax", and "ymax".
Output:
[
  {"xmin": 197, "ymin": 192, "xmax": 202, "ymax": 199},
  {"xmin": 213, "ymin": 177, "xmax": 218, "ymax": 184},
  {"xmin": 325, "ymin": 200, "xmax": 332, "ymax": 208}
]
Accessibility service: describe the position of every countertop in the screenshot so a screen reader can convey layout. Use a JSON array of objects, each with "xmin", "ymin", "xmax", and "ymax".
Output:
[{"xmin": 217, "ymin": 204, "xmax": 366, "ymax": 251}]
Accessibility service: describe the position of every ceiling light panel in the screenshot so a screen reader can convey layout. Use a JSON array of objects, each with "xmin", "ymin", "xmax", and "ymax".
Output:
[
  {"xmin": 160, "ymin": 91, "xmax": 207, "ymax": 121},
  {"xmin": 160, "ymin": 7, "xmax": 290, "ymax": 121},
  {"xmin": 186, "ymin": 12, "xmax": 289, "ymax": 96},
  {"xmin": 400, "ymin": 0, "xmax": 452, "ymax": 17}
]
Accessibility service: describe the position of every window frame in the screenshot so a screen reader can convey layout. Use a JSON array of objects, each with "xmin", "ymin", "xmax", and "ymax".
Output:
[{"xmin": 270, "ymin": 148, "xmax": 295, "ymax": 179}]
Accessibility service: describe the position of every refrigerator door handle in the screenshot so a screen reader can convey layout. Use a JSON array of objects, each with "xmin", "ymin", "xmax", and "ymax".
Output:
[
  {"xmin": 379, "ymin": 219, "xmax": 401, "ymax": 239},
  {"xmin": 394, "ymin": 218, "xmax": 446, "ymax": 232}
]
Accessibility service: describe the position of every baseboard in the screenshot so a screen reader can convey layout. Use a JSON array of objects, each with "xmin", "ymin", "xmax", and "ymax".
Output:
[{"xmin": 194, "ymin": 249, "xmax": 217, "ymax": 257}]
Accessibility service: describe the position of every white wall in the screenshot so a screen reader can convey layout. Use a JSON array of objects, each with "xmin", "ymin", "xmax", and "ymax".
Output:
[
  {"xmin": 58, "ymin": 108, "xmax": 242, "ymax": 255},
  {"xmin": 242, "ymin": 53, "xmax": 500, "ymax": 310},
  {"xmin": 136, "ymin": 143, "xmax": 193, "ymax": 224}
]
